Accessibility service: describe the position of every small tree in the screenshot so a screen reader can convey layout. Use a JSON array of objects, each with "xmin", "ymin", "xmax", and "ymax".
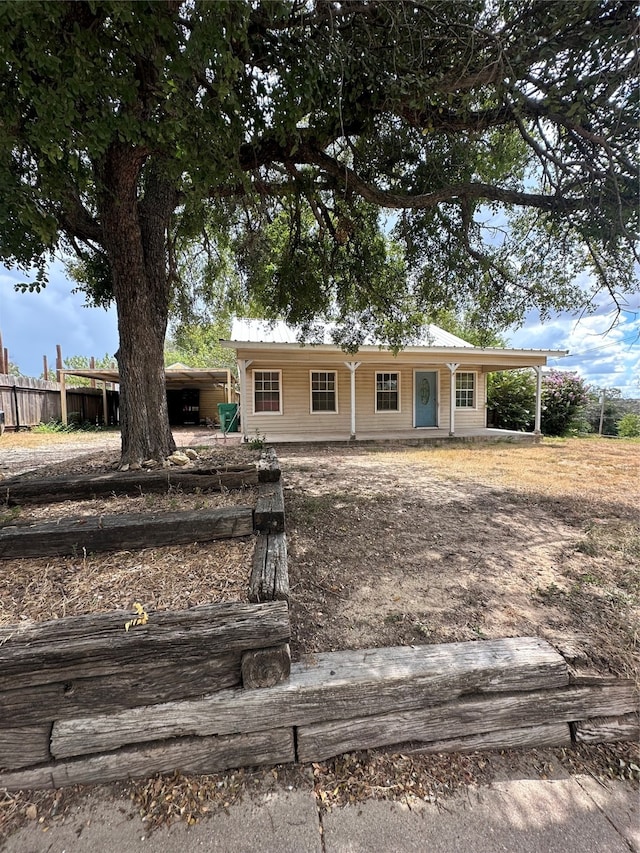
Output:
[
  {"xmin": 618, "ymin": 413, "xmax": 640, "ymax": 438},
  {"xmin": 487, "ymin": 370, "xmax": 536, "ymax": 431},
  {"xmin": 164, "ymin": 321, "xmax": 236, "ymax": 374},
  {"xmin": 541, "ymin": 370, "xmax": 590, "ymax": 437}
]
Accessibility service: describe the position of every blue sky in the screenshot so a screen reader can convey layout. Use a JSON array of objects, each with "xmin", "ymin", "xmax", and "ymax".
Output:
[
  {"xmin": 1, "ymin": 261, "xmax": 638, "ymax": 397},
  {"xmin": 0, "ymin": 262, "xmax": 119, "ymax": 376}
]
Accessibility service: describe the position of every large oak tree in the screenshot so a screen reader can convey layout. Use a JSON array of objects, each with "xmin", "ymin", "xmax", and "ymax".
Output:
[{"xmin": 0, "ymin": 1, "xmax": 637, "ymax": 464}]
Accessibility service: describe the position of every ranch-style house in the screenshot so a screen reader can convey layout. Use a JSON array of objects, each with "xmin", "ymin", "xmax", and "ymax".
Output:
[{"xmin": 222, "ymin": 319, "xmax": 568, "ymax": 444}]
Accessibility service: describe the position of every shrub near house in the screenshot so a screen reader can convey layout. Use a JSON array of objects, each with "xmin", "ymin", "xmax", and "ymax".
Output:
[
  {"xmin": 618, "ymin": 413, "xmax": 640, "ymax": 438},
  {"xmin": 488, "ymin": 369, "xmax": 589, "ymax": 436},
  {"xmin": 541, "ymin": 370, "xmax": 590, "ymax": 436},
  {"xmin": 487, "ymin": 370, "xmax": 537, "ymax": 431}
]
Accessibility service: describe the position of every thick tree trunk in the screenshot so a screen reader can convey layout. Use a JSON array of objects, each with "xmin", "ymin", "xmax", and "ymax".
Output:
[{"xmin": 97, "ymin": 147, "xmax": 177, "ymax": 466}]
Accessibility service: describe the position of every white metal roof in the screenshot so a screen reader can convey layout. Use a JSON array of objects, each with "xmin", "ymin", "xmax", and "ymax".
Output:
[{"xmin": 228, "ymin": 318, "xmax": 473, "ymax": 348}]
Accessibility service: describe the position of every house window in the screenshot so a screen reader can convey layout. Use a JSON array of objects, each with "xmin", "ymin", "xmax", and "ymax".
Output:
[
  {"xmin": 376, "ymin": 372, "xmax": 400, "ymax": 412},
  {"xmin": 310, "ymin": 371, "xmax": 337, "ymax": 413},
  {"xmin": 254, "ymin": 370, "xmax": 282, "ymax": 413},
  {"xmin": 456, "ymin": 371, "xmax": 475, "ymax": 408}
]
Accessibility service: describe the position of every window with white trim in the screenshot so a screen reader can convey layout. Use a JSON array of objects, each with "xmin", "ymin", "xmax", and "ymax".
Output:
[
  {"xmin": 310, "ymin": 370, "xmax": 337, "ymax": 413},
  {"xmin": 253, "ymin": 370, "xmax": 282, "ymax": 413},
  {"xmin": 376, "ymin": 372, "xmax": 400, "ymax": 412},
  {"xmin": 455, "ymin": 371, "xmax": 475, "ymax": 408}
]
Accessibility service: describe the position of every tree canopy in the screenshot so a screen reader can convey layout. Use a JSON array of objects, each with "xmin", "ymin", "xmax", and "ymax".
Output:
[{"xmin": 0, "ymin": 0, "xmax": 637, "ymax": 462}]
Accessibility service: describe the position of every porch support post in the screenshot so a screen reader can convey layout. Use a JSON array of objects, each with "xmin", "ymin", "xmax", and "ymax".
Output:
[
  {"xmin": 533, "ymin": 366, "xmax": 543, "ymax": 434},
  {"xmin": 446, "ymin": 362, "xmax": 460, "ymax": 436},
  {"xmin": 344, "ymin": 361, "xmax": 361, "ymax": 440},
  {"xmin": 238, "ymin": 359, "xmax": 253, "ymax": 440}
]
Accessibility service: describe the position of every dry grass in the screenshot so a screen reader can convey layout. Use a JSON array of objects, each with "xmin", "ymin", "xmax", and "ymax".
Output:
[
  {"xmin": 375, "ymin": 437, "xmax": 639, "ymax": 501},
  {"xmin": 0, "ymin": 431, "xmax": 118, "ymax": 450},
  {"xmin": 0, "ymin": 438, "xmax": 260, "ymax": 627},
  {"xmin": 0, "ymin": 539, "xmax": 256, "ymax": 627},
  {"xmin": 4, "ymin": 484, "xmax": 257, "ymax": 525}
]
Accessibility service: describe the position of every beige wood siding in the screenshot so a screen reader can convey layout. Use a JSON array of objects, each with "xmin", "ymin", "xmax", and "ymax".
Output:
[
  {"xmin": 199, "ymin": 386, "xmax": 227, "ymax": 422},
  {"xmin": 245, "ymin": 363, "xmax": 351, "ymax": 438},
  {"xmin": 238, "ymin": 349, "xmax": 488, "ymax": 438},
  {"xmin": 452, "ymin": 367, "xmax": 486, "ymax": 430}
]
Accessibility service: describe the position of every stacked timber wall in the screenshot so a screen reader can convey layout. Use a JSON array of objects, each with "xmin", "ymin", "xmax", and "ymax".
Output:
[
  {"xmin": 0, "ymin": 601, "xmax": 292, "ymax": 788},
  {"xmin": 1, "ymin": 635, "xmax": 636, "ymax": 790}
]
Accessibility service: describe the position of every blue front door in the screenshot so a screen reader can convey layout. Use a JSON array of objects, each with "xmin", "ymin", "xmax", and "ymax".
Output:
[{"xmin": 415, "ymin": 371, "xmax": 437, "ymax": 427}]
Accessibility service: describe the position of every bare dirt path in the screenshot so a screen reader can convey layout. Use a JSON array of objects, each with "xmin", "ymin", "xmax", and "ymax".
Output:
[{"xmin": 0, "ymin": 427, "xmax": 240, "ymax": 478}]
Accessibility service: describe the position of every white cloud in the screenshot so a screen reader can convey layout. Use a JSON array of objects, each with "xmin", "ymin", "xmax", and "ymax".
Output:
[{"xmin": 509, "ymin": 302, "xmax": 639, "ymax": 397}]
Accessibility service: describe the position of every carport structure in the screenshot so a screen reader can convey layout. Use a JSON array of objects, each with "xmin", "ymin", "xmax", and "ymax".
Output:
[{"xmin": 58, "ymin": 366, "xmax": 233, "ymax": 427}]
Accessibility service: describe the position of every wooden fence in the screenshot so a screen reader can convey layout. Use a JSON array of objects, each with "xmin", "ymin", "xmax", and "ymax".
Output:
[{"xmin": 0, "ymin": 374, "xmax": 118, "ymax": 429}]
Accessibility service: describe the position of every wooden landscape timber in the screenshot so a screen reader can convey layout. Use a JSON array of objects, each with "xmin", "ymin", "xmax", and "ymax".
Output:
[
  {"xmin": 249, "ymin": 532, "xmax": 289, "ymax": 603},
  {"xmin": 257, "ymin": 447, "xmax": 281, "ymax": 483},
  {"xmin": 1, "ymin": 636, "xmax": 637, "ymax": 789},
  {"xmin": 253, "ymin": 480, "xmax": 285, "ymax": 533},
  {"xmin": 0, "ymin": 652, "xmax": 243, "ymax": 729},
  {"xmin": 0, "ymin": 505, "xmax": 254, "ymax": 558},
  {"xmin": 397, "ymin": 722, "xmax": 572, "ymax": 755},
  {"xmin": 0, "ymin": 466, "xmax": 259, "ymax": 506},
  {"xmin": 0, "ymin": 601, "xmax": 291, "ymax": 692},
  {"xmin": 50, "ymin": 638, "xmax": 571, "ymax": 759},
  {"xmin": 295, "ymin": 683, "xmax": 639, "ymax": 762},
  {"xmin": 0, "ymin": 724, "xmax": 52, "ymax": 771},
  {"xmin": 241, "ymin": 643, "xmax": 291, "ymax": 689},
  {"xmin": 1, "ymin": 728, "xmax": 296, "ymax": 791},
  {"xmin": 573, "ymin": 713, "xmax": 640, "ymax": 744}
]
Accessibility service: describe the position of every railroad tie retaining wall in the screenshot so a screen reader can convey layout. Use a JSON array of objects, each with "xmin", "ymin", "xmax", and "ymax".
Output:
[{"xmin": 0, "ymin": 635, "xmax": 636, "ymax": 790}]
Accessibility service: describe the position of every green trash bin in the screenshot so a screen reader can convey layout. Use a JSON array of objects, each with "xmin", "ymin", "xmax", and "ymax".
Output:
[{"xmin": 217, "ymin": 402, "xmax": 239, "ymax": 433}]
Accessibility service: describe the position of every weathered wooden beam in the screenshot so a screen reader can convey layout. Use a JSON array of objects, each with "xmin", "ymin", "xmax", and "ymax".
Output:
[
  {"xmin": 398, "ymin": 722, "xmax": 572, "ymax": 755},
  {"xmin": 257, "ymin": 448, "xmax": 281, "ymax": 483},
  {"xmin": 241, "ymin": 644, "xmax": 291, "ymax": 689},
  {"xmin": 0, "ymin": 728, "xmax": 295, "ymax": 791},
  {"xmin": 0, "ymin": 506, "xmax": 254, "ymax": 559},
  {"xmin": 573, "ymin": 713, "xmax": 640, "ymax": 744},
  {"xmin": 50, "ymin": 637, "xmax": 569, "ymax": 759},
  {"xmin": 0, "ymin": 652, "xmax": 242, "ymax": 727},
  {"xmin": 0, "ymin": 601, "xmax": 291, "ymax": 690},
  {"xmin": 0, "ymin": 724, "xmax": 52, "ymax": 770},
  {"xmin": 249, "ymin": 533, "xmax": 289, "ymax": 603},
  {"xmin": 254, "ymin": 481, "xmax": 285, "ymax": 533},
  {"xmin": 296, "ymin": 683, "xmax": 639, "ymax": 762},
  {"xmin": 567, "ymin": 666, "xmax": 629, "ymax": 686},
  {"xmin": 0, "ymin": 468, "xmax": 258, "ymax": 506}
]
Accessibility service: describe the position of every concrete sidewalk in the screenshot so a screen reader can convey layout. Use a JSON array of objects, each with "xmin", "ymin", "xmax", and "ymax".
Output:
[{"xmin": 3, "ymin": 772, "xmax": 637, "ymax": 853}]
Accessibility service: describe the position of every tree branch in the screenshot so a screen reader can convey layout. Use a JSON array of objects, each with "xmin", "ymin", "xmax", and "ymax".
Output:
[{"xmin": 297, "ymin": 146, "xmax": 591, "ymax": 214}]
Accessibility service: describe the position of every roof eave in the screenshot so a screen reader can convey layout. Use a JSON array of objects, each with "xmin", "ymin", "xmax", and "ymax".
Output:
[{"xmin": 221, "ymin": 340, "xmax": 568, "ymax": 359}]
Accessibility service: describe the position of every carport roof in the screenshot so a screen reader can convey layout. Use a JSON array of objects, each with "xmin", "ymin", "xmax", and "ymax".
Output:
[{"xmin": 59, "ymin": 367, "xmax": 231, "ymax": 388}]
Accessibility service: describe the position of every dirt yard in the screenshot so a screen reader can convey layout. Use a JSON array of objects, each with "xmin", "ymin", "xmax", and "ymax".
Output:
[
  {"xmin": 280, "ymin": 439, "xmax": 639, "ymax": 679},
  {"xmin": 1, "ymin": 430, "xmax": 637, "ymax": 679}
]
